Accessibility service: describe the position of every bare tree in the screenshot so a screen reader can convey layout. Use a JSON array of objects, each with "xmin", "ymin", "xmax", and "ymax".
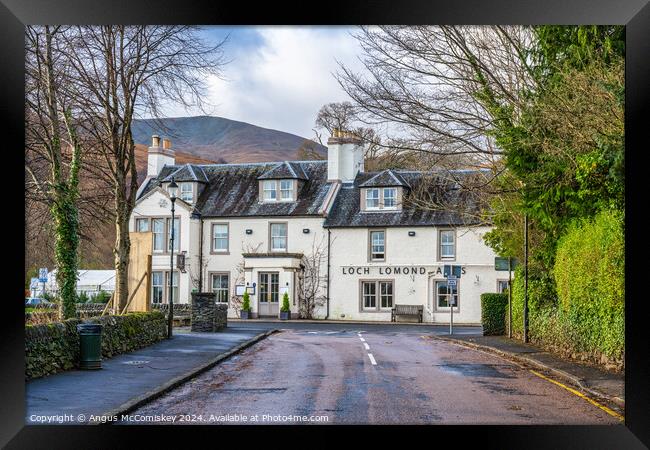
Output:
[
  {"xmin": 336, "ymin": 26, "xmax": 538, "ymax": 213},
  {"xmin": 51, "ymin": 26, "xmax": 228, "ymax": 311},
  {"xmin": 297, "ymin": 235, "xmax": 330, "ymax": 319}
]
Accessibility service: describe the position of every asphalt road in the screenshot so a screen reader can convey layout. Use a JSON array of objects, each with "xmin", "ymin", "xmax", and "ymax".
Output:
[{"xmin": 125, "ymin": 329, "xmax": 619, "ymax": 425}]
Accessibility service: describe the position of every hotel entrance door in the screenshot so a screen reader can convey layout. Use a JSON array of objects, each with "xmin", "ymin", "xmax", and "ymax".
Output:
[{"xmin": 258, "ymin": 272, "xmax": 279, "ymax": 317}]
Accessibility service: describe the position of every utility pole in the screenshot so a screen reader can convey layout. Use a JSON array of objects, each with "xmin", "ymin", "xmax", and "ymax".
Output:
[
  {"xmin": 167, "ymin": 178, "xmax": 178, "ymax": 339},
  {"xmin": 523, "ymin": 214, "xmax": 529, "ymax": 343}
]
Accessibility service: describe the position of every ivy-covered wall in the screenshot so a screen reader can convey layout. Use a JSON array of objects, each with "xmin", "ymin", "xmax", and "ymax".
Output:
[{"xmin": 25, "ymin": 311, "xmax": 167, "ymax": 380}]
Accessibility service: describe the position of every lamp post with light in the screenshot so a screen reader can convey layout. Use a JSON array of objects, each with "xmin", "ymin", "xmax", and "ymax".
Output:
[{"xmin": 167, "ymin": 178, "xmax": 178, "ymax": 339}]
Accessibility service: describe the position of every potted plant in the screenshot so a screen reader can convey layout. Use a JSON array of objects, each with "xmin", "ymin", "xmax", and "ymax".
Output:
[
  {"xmin": 240, "ymin": 290, "xmax": 252, "ymax": 319},
  {"xmin": 280, "ymin": 292, "xmax": 291, "ymax": 320}
]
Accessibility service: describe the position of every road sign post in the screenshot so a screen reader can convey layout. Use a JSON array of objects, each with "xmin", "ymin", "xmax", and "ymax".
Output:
[
  {"xmin": 38, "ymin": 268, "xmax": 48, "ymax": 298},
  {"xmin": 444, "ymin": 266, "xmax": 460, "ymax": 335}
]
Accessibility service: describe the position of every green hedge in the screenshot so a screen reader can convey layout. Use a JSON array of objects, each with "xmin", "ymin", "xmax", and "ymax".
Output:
[
  {"xmin": 507, "ymin": 210, "xmax": 624, "ymax": 369},
  {"xmin": 25, "ymin": 311, "xmax": 167, "ymax": 380},
  {"xmin": 481, "ymin": 293, "xmax": 509, "ymax": 335}
]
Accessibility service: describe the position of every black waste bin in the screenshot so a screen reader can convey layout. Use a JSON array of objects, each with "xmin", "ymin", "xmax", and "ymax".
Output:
[{"xmin": 77, "ymin": 323, "xmax": 103, "ymax": 370}]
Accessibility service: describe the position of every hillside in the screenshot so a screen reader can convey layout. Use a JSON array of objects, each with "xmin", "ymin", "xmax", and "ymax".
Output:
[{"xmin": 132, "ymin": 116, "xmax": 326, "ymax": 164}]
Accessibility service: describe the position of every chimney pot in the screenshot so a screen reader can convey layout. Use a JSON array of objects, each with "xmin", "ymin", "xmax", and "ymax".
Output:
[
  {"xmin": 162, "ymin": 138, "xmax": 171, "ymax": 150},
  {"xmin": 152, "ymin": 135, "xmax": 161, "ymax": 147}
]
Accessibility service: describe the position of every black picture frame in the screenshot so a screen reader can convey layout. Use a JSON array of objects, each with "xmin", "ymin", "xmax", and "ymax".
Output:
[{"xmin": 4, "ymin": 0, "xmax": 649, "ymax": 447}]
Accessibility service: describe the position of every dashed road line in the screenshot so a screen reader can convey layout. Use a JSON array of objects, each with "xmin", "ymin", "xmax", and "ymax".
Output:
[
  {"xmin": 359, "ymin": 337, "xmax": 365, "ymax": 342},
  {"xmin": 363, "ymin": 342, "xmax": 370, "ymax": 350},
  {"xmin": 367, "ymin": 353, "xmax": 377, "ymax": 365}
]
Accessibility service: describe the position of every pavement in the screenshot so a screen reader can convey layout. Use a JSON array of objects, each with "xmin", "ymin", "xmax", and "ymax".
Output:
[
  {"xmin": 436, "ymin": 334, "xmax": 625, "ymax": 410},
  {"xmin": 25, "ymin": 325, "xmax": 275, "ymax": 424},
  {"xmin": 127, "ymin": 328, "xmax": 621, "ymax": 425}
]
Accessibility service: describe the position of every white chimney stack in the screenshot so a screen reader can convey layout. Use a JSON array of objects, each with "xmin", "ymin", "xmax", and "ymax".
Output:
[
  {"xmin": 147, "ymin": 135, "xmax": 175, "ymax": 178},
  {"xmin": 327, "ymin": 129, "xmax": 365, "ymax": 182}
]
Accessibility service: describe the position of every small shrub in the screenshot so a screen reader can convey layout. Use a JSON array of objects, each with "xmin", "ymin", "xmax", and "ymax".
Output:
[
  {"xmin": 77, "ymin": 291, "xmax": 89, "ymax": 303},
  {"xmin": 281, "ymin": 292, "xmax": 290, "ymax": 312},
  {"xmin": 91, "ymin": 291, "xmax": 112, "ymax": 304},
  {"xmin": 481, "ymin": 293, "xmax": 508, "ymax": 335},
  {"xmin": 241, "ymin": 291, "xmax": 251, "ymax": 312}
]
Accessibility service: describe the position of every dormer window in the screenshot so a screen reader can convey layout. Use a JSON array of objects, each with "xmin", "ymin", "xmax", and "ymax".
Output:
[
  {"xmin": 180, "ymin": 182, "xmax": 193, "ymax": 203},
  {"xmin": 263, "ymin": 180, "xmax": 277, "ymax": 201},
  {"xmin": 261, "ymin": 179, "xmax": 295, "ymax": 202},
  {"xmin": 365, "ymin": 189, "xmax": 380, "ymax": 209},
  {"xmin": 363, "ymin": 187, "xmax": 400, "ymax": 211}
]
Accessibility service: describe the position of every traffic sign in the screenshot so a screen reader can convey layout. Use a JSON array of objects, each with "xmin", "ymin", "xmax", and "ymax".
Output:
[
  {"xmin": 38, "ymin": 268, "xmax": 48, "ymax": 283},
  {"xmin": 447, "ymin": 277, "xmax": 457, "ymax": 288},
  {"xmin": 443, "ymin": 265, "xmax": 462, "ymax": 278},
  {"xmin": 495, "ymin": 257, "xmax": 517, "ymax": 271}
]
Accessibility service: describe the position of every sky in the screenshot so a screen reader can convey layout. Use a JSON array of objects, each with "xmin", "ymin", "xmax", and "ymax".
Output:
[{"xmin": 164, "ymin": 26, "xmax": 366, "ymax": 140}]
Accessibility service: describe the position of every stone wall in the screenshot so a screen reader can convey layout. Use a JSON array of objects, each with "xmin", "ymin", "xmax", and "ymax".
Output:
[
  {"xmin": 191, "ymin": 293, "xmax": 227, "ymax": 332},
  {"xmin": 152, "ymin": 303, "xmax": 192, "ymax": 317},
  {"xmin": 25, "ymin": 311, "xmax": 167, "ymax": 380}
]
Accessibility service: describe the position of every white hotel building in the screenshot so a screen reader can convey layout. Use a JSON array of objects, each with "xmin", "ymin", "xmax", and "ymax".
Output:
[{"xmin": 130, "ymin": 133, "xmax": 510, "ymax": 324}]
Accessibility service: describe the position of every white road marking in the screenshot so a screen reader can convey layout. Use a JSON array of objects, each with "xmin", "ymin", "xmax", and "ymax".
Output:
[
  {"xmin": 359, "ymin": 337, "xmax": 365, "ymax": 342},
  {"xmin": 363, "ymin": 342, "xmax": 370, "ymax": 350},
  {"xmin": 367, "ymin": 353, "xmax": 377, "ymax": 365}
]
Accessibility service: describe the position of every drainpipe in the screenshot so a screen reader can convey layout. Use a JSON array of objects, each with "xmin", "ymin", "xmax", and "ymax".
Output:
[{"xmin": 325, "ymin": 228, "xmax": 331, "ymax": 319}]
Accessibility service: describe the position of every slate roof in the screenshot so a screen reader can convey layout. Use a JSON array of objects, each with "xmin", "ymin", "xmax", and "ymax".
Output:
[
  {"xmin": 358, "ymin": 169, "xmax": 410, "ymax": 188},
  {"xmin": 162, "ymin": 164, "xmax": 209, "ymax": 183},
  {"xmin": 257, "ymin": 161, "xmax": 309, "ymax": 180},
  {"xmin": 324, "ymin": 170, "xmax": 487, "ymax": 228},
  {"xmin": 139, "ymin": 161, "xmax": 330, "ymax": 218}
]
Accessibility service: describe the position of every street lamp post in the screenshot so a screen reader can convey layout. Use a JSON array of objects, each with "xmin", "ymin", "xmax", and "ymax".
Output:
[
  {"xmin": 523, "ymin": 213, "xmax": 529, "ymax": 343},
  {"xmin": 167, "ymin": 178, "xmax": 178, "ymax": 339}
]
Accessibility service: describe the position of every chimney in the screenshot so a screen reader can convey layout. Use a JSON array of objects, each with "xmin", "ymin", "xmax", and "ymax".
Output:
[
  {"xmin": 327, "ymin": 129, "xmax": 364, "ymax": 182},
  {"xmin": 147, "ymin": 135, "xmax": 175, "ymax": 178}
]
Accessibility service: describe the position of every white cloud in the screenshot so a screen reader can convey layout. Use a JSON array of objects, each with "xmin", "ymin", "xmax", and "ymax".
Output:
[{"xmin": 167, "ymin": 26, "xmax": 365, "ymax": 139}]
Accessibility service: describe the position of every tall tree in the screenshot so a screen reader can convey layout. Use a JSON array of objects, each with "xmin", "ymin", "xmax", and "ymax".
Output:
[
  {"xmin": 25, "ymin": 26, "xmax": 83, "ymax": 319},
  {"xmin": 55, "ymin": 26, "xmax": 227, "ymax": 311}
]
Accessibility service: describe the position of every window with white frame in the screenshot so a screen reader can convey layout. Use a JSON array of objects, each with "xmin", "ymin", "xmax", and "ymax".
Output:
[
  {"xmin": 270, "ymin": 223, "xmax": 288, "ymax": 252},
  {"xmin": 361, "ymin": 280, "xmax": 394, "ymax": 311},
  {"xmin": 439, "ymin": 230, "xmax": 456, "ymax": 259},
  {"xmin": 436, "ymin": 280, "xmax": 459, "ymax": 308},
  {"xmin": 167, "ymin": 218, "xmax": 180, "ymax": 252},
  {"xmin": 263, "ymin": 180, "xmax": 277, "ymax": 201},
  {"xmin": 136, "ymin": 218, "xmax": 149, "ymax": 232},
  {"xmin": 365, "ymin": 188, "xmax": 380, "ymax": 209},
  {"xmin": 383, "ymin": 188, "xmax": 397, "ymax": 208},
  {"xmin": 152, "ymin": 271, "xmax": 164, "ymax": 304},
  {"xmin": 165, "ymin": 271, "xmax": 179, "ymax": 304},
  {"xmin": 180, "ymin": 183, "xmax": 193, "ymax": 203},
  {"xmin": 362, "ymin": 281, "xmax": 377, "ymax": 309},
  {"xmin": 369, "ymin": 230, "xmax": 385, "ymax": 261},
  {"xmin": 280, "ymin": 180, "xmax": 294, "ymax": 201},
  {"xmin": 152, "ymin": 219, "xmax": 165, "ymax": 252},
  {"xmin": 212, "ymin": 224, "xmax": 229, "ymax": 252},
  {"xmin": 497, "ymin": 280, "xmax": 510, "ymax": 293},
  {"xmin": 211, "ymin": 273, "xmax": 229, "ymax": 303}
]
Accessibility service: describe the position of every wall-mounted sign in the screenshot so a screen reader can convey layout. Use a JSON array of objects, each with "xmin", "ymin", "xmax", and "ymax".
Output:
[
  {"xmin": 246, "ymin": 286, "xmax": 256, "ymax": 295},
  {"xmin": 235, "ymin": 285, "xmax": 246, "ymax": 296},
  {"xmin": 341, "ymin": 265, "xmax": 466, "ymax": 276},
  {"xmin": 176, "ymin": 253, "xmax": 186, "ymax": 272},
  {"xmin": 495, "ymin": 257, "xmax": 517, "ymax": 271}
]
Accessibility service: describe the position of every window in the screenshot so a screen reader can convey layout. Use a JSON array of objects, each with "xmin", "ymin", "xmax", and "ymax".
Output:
[
  {"xmin": 165, "ymin": 271, "xmax": 179, "ymax": 304},
  {"xmin": 212, "ymin": 224, "xmax": 229, "ymax": 253},
  {"xmin": 365, "ymin": 188, "xmax": 380, "ymax": 209},
  {"xmin": 436, "ymin": 280, "xmax": 459, "ymax": 308},
  {"xmin": 263, "ymin": 180, "xmax": 277, "ymax": 201},
  {"xmin": 379, "ymin": 281, "xmax": 393, "ymax": 308},
  {"xmin": 152, "ymin": 219, "xmax": 165, "ymax": 252},
  {"xmin": 270, "ymin": 223, "xmax": 288, "ymax": 252},
  {"xmin": 383, "ymin": 188, "xmax": 397, "ymax": 208},
  {"xmin": 167, "ymin": 218, "xmax": 180, "ymax": 252},
  {"xmin": 439, "ymin": 230, "xmax": 456, "ymax": 259},
  {"xmin": 152, "ymin": 271, "xmax": 164, "ymax": 304},
  {"xmin": 136, "ymin": 218, "xmax": 149, "ymax": 232},
  {"xmin": 211, "ymin": 273, "xmax": 230, "ymax": 303},
  {"xmin": 180, "ymin": 183, "xmax": 193, "ymax": 203},
  {"xmin": 369, "ymin": 230, "xmax": 385, "ymax": 261},
  {"xmin": 497, "ymin": 280, "xmax": 510, "ymax": 293},
  {"xmin": 362, "ymin": 281, "xmax": 377, "ymax": 309},
  {"xmin": 361, "ymin": 280, "xmax": 394, "ymax": 311},
  {"xmin": 280, "ymin": 180, "xmax": 294, "ymax": 201}
]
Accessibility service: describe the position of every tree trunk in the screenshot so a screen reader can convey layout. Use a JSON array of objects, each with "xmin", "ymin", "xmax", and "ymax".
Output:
[
  {"xmin": 113, "ymin": 197, "xmax": 131, "ymax": 313},
  {"xmin": 52, "ymin": 188, "xmax": 79, "ymax": 320}
]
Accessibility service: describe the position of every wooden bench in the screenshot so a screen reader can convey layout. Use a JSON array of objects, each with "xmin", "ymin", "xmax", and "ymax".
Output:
[{"xmin": 391, "ymin": 305, "xmax": 423, "ymax": 323}]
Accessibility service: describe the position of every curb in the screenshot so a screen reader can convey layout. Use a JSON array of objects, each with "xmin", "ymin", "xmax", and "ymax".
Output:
[
  {"xmin": 94, "ymin": 329, "xmax": 279, "ymax": 425},
  {"xmin": 434, "ymin": 335, "xmax": 625, "ymax": 412},
  {"xmin": 230, "ymin": 318, "xmax": 481, "ymax": 327}
]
